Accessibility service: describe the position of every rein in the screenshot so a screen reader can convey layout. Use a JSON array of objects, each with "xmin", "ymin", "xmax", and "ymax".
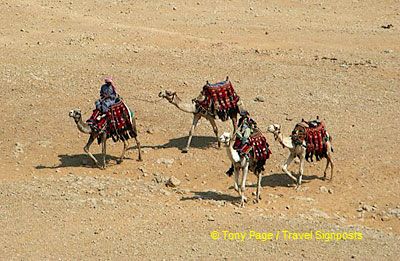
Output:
[
  {"xmin": 121, "ymin": 95, "xmax": 164, "ymax": 104},
  {"xmin": 273, "ymin": 130, "xmax": 280, "ymax": 141},
  {"xmin": 131, "ymin": 97, "xmax": 164, "ymax": 104},
  {"xmin": 273, "ymin": 129, "xmax": 286, "ymax": 149},
  {"xmin": 167, "ymin": 93, "xmax": 177, "ymax": 104}
]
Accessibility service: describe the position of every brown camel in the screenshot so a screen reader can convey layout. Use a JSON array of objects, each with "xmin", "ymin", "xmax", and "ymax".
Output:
[
  {"xmin": 267, "ymin": 123, "xmax": 334, "ymax": 187},
  {"xmin": 69, "ymin": 108, "xmax": 142, "ymax": 169},
  {"xmin": 158, "ymin": 90, "xmax": 239, "ymax": 152}
]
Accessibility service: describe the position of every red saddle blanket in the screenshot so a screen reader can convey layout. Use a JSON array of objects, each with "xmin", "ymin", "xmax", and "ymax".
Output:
[
  {"xmin": 233, "ymin": 131, "xmax": 271, "ymax": 161},
  {"xmin": 87, "ymin": 101, "xmax": 135, "ymax": 142},
  {"xmin": 305, "ymin": 121, "xmax": 327, "ymax": 155},
  {"xmin": 196, "ymin": 80, "xmax": 240, "ymax": 121},
  {"xmin": 293, "ymin": 120, "xmax": 327, "ymax": 155}
]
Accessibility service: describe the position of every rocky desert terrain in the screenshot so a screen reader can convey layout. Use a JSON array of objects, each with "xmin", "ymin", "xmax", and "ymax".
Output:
[{"xmin": 0, "ymin": 0, "xmax": 399, "ymax": 259}]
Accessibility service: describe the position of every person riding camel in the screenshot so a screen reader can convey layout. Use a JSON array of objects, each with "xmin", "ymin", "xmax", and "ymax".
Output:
[
  {"xmin": 95, "ymin": 77, "xmax": 119, "ymax": 114},
  {"xmin": 226, "ymin": 109, "xmax": 258, "ymax": 176}
]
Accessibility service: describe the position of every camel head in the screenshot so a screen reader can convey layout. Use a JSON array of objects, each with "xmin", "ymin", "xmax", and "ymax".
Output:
[
  {"xmin": 267, "ymin": 124, "xmax": 281, "ymax": 135},
  {"xmin": 219, "ymin": 132, "xmax": 232, "ymax": 145},
  {"xmin": 267, "ymin": 124, "xmax": 282, "ymax": 141},
  {"xmin": 267, "ymin": 124, "xmax": 294, "ymax": 149},
  {"xmin": 158, "ymin": 90, "xmax": 176, "ymax": 103},
  {"xmin": 69, "ymin": 109, "xmax": 82, "ymax": 122}
]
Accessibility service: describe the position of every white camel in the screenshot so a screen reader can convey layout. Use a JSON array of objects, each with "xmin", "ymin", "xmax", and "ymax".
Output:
[
  {"xmin": 267, "ymin": 124, "xmax": 334, "ymax": 186},
  {"xmin": 158, "ymin": 90, "xmax": 239, "ymax": 152},
  {"xmin": 69, "ymin": 109, "xmax": 142, "ymax": 169},
  {"xmin": 219, "ymin": 132, "xmax": 265, "ymax": 207}
]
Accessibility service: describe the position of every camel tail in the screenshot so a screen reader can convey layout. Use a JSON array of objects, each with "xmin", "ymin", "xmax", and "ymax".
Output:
[
  {"xmin": 238, "ymin": 99, "xmax": 244, "ymax": 106},
  {"xmin": 126, "ymin": 106, "xmax": 138, "ymax": 138},
  {"xmin": 325, "ymin": 132, "xmax": 333, "ymax": 153},
  {"xmin": 130, "ymin": 118, "xmax": 138, "ymax": 138}
]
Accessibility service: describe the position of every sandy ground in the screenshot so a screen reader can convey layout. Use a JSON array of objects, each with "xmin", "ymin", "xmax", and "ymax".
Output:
[{"xmin": 1, "ymin": 0, "xmax": 399, "ymax": 259}]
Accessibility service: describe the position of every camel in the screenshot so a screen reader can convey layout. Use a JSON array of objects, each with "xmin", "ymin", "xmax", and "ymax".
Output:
[
  {"xmin": 69, "ymin": 108, "xmax": 142, "ymax": 169},
  {"xmin": 158, "ymin": 90, "xmax": 238, "ymax": 153},
  {"xmin": 266, "ymin": 123, "xmax": 333, "ymax": 187},
  {"xmin": 219, "ymin": 132, "xmax": 266, "ymax": 207}
]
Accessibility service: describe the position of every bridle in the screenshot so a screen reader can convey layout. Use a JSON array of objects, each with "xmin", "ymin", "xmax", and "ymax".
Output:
[
  {"xmin": 72, "ymin": 111, "xmax": 82, "ymax": 123},
  {"xmin": 273, "ymin": 126, "xmax": 281, "ymax": 141},
  {"xmin": 164, "ymin": 92, "xmax": 177, "ymax": 104}
]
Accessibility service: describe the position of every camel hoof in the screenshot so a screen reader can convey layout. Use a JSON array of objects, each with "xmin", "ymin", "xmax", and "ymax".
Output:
[
  {"xmin": 137, "ymin": 158, "xmax": 143, "ymax": 162},
  {"xmin": 181, "ymin": 148, "xmax": 189, "ymax": 153}
]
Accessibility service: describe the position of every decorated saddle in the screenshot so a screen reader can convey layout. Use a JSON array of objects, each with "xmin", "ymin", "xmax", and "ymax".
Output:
[
  {"xmin": 233, "ymin": 130, "xmax": 272, "ymax": 161},
  {"xmin": 195, "ymin": 78, "xmax": 240, "ymax": 121},
  {"xmin": 87, "ymin": 100, "xmax": 136, "ymax": 143},
  {"xmin": 292, "ymin": 118, "xmax": 329, "ymax": 161}
]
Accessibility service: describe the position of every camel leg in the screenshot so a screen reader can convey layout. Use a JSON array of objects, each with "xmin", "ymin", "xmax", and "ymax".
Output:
[
  {"xmin": 240, "ymin": 162, "xmax": 249, "ymax": 207},
  {"xmin": 323, "ymin": 143, "xmax": 334, "ymax": 181},
  {"xmin": 233, "ymin": 165, "xmax": 240, "ymax": 192},
  {"xmin": 327, "ymin": 153, "xmax": 334, "ymax": 182},
  {"xmin": 256, "ymin": 170, "xmax": 262, "ymax": 203},
  {"xmin": 328, "ymin": 143, "xmax": 334, "ymax": 181},
  {"xmin": 84, "ymin": 134, "xmax": 99, "ymax": 167},
  {"xmin": 282, "ymin": 153, "xmax": 297, "ymax": 183},
  {"xmin": 101, "ymin": 133, "xmax": 107, "ymax": 169},
  {"xmin": 231, "ymin": 116, "xmax": 238, "ymax": 134},
  {"xmin": 117, "ymin": 140, "xmax": 128, "ymax": 164},
  {"xmin": 209, "ymin": 118, "xmax": 220, "ymax": 148},
  {"xmin": 135, "ymin": 137, "xmax": 143, "ymax": 161},
  {"xmin": 297, "ymin": 155, "xmax": 305, "ymax": 187},
  {"xmin": 182, "ymin": 114, "xmax": 201, "ymax": 153},
  {"xmin": 323, "ymin": 157, "xmax": 329, "ymax": 180},
  {"xmin": 329, "ymin": 157, "xmax": 334, "ymax": 182}
]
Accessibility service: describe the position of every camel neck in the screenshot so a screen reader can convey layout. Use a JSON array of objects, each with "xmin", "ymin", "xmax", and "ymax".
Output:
[
  {"xmin": 75, "ymin": 117, "xmax": 92, "ymax": 134},
  {"xmin": 226, "ymin": 139, "xmax": 240, "ymax": 163},
  {"xmin": 276, "ymin": 132, "xmax": 286, "ymax": 147},
  {"xmin": 170, "ymin": 95, "xmax": 196, "ymax": 113}
]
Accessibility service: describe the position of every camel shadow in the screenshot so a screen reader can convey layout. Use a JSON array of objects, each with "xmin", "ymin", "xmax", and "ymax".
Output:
[
  {"xmin": 180, "ymin": 190, "xmax": 239, "ymax": 202},
  {"xmin": 129, "ymin": 135, "xmax": 217, "ymax": 151},
  {"xmin": 257, "ymin": 172, "xmax": 323, "ymax": 188},
  {"xmin": 35, "ymin": 153, "xmax": 124, "ymax": 169}
]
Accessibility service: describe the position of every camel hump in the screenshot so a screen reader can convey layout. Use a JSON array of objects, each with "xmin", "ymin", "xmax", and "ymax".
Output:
[
  {"xmin": 282, "ymin": 136, "xmax": 294, "ymax": 149},
  {"xmin": 197, "ymin": 77, "xmax": 240, "ymax": 121},
  {"xmin": 87, "ymin": 101, "xmax": 135, "ymax": 142},
  {"xmin": 297, "ymin": 122, "xmax": 309, "ymax": 129}
]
